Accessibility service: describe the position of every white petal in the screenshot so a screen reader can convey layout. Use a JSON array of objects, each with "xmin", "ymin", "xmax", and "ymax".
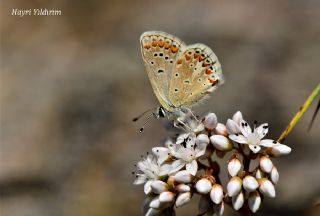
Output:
[
  {"xmin": 144, "ymin": 180, "xmax": 153, "ymax": 195},
  {"xmin": 210, "ymin": 135, "xmax": 233, "ymax": 151},
  {"xmin": 173, "ymin": 170, "xmax": 193, "ymax": 183},
  {"xmin": 229, "ymin": 134, "xmax": 247, "ymax": 144},
  {"xmin": 195, "ymin": 142, "xmax": 207, "ymax": 157},
  {"xmin": 259, "ymin": 178, "xmax": 276, "ymax": 198},
  {"xmin": 210, "ymin": 184, "xmax": 224, "ymax": 204},
  {"xmin": 228, "ymin": 158, "xmax": 242, "ymax": 177},
  {"xmin": 133, "ymin": 174, "xmax": 147, "ymax": 185},
  {"xmin": 159, "ymin": 191, "xmax": 175, "ymax": 203},
  {"xmin": 248, "ymin": 191, "xmax": 261, "ymax": 213},
  {"xmin": 186, "ymin": 160, "xmax": 198, "ymax": 176},
  {"xmin": 270, "ymin": 166, "xmax": 279, "ymax": 184},
  {"xmin": 152, "ymin": 147, "xmax": 170, "ymax": 165},
  {"xmin": 227, "ymin": 177, "xmax": 242, "ymax": 197},
  {"xmin": 232, "ymin": 192, "xmax": 244, "ymax": 210},
  {"xmin": 151, "ymin": 180, "xmax": 168, "ymax": 194},
  {"xmin": 169, "ymin": 159, "xmax": 185, "ymax": 174},
  {"xmin": 196, "ymin": 178, "xmax": 212, "ymax": 194},
  {"xmin": 175, "ymin": 192, "xmax": 192, "ymax": 207},
  {"xmin": 159, "ymin": 164, "xmax": 171, "ymax": 176},
  {"xmin": 260, "ymin": 156, "xmax": 273, "ymax": 173},
  {"xmin": 239, "ymin": 120, "xmax": 252, "ymax": 137},
  {"xmin": 214, "ymin": 202, "xmax": 224, "ymax": 216},
  {"xmin": 215, "ymin": 123, "xmax": 228, "ymax": 136},
  {"xmin": 176, "ymin": 133, "xmax": 190, "ymax": 145},
  {"xmin": 203, "ymin": 113, "xmax": 218, "ymax": 129},
  {"xmin": 256, "ymin": 123, "xmax": 269, "ymax": 139},
  {"xmin": 232, "ymin": 111, "xmax": 243, "ymax": 125},
  {"xmin": 260, "ymin": 139, "xmax": 276, "ymax": 148},
  {"xmin": 270, "ymin": 144, "xmax": 292, "ymax": 157},
  {"xmin": 226, "ymin": 119, "xmax": 240, "ymax": 134},
  {"xmin": 243, "ymin": 175, "xmax": 259, "ymax": 192},
  {"xmin": 249, "ymin": 144, "xmax": 261, "ymax": 153}
]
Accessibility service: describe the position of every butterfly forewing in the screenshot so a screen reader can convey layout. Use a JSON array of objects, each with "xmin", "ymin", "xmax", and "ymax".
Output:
[
  {"xmin": 140, "ymin": 31, "xmax": 185, "ymax": 111},
  {"xmin": 168, "ymin": 43, "xmax": 223, "ymax": 108}
]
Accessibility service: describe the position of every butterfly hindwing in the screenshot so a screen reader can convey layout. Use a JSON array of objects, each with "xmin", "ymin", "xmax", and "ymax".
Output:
[
  {"xmin": 168, "ymin": 43, "xmax": 223, "ymax": 108},
  {"xmin": 140, "ymin": 31, "xmax": 185, "ymax": 111}
]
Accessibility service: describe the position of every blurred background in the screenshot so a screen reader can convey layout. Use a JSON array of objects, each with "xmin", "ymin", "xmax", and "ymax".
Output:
[{"xmin": 1, "ymin": 0, "xmax": 320, "ymax": 215}]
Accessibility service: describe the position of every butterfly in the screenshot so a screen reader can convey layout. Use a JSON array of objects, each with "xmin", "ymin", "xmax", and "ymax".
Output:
[{"xmin": 137, "ymin": 31, "xmax": 224, "ymax": 131}]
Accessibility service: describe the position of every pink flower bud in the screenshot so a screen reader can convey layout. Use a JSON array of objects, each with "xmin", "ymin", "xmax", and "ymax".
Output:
[
  {"xmin": 203, "ymin": 113, "xmax": 218, "ymax": 129},
  {"xmin": 243, "ymin": 175, "xmax": 259, "ymax": 192},
  {"xmin": 215, "ymin": 123, "xmax": 228, "ymax": 136},
  {"xmin": 248, "ymin": 191, "xmax": 261, "ymax": 213},
  {"xmin": 270, "ymin": 166, "xmax": 279, "ymax": 184},
  {"xmin": 259, "ymin": 178, "xmax": 276, "ymax": 198},
  {"xmin": 210, "ymin": 135, "xmax": 233, "ymax": 151},
  {"xmin": 159, "ymin": 191, "xmax": 175, "ymax": 203},
  {"xmin": 174, "ymin": 170, "xmax": 193, "ymax": 183},
  {"xmin": 151, "ymin": 180, "xmax": 168, "ymax": 194},
  {"xmin": 175, "ymin": 192, "xmax": 191, "ymax": 207},
  {"xmin": 232, "ymin": 192, "xmax": 244, "ymax": 210}
]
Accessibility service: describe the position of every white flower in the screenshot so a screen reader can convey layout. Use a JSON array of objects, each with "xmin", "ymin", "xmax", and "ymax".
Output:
[
  {"xmin": 229, "ymin": 119, "xmax": 290, "ymax": 154},
  {"xmin": 133, "ymin": 154, "xmax": 171, "ymax": 194},
  {"xmin": 196, "ymin": 178, "xmax": 212, "ymax": 194},
  {"xmin": 169, "ymin": 136, "xmax": 207, "ymax": 175}
]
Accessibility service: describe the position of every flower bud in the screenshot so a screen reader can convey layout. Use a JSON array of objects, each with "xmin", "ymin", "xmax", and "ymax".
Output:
[
  {"xmin": 227, "ymin": 176, "xmax": 242, "ymax": 196},
  {"xmin": 210, "ymin": 135, "xmax": 233, "ymax": 151},
  {"xmin": 151, "ymin": 180, "xmax": 168, "ymax": 194},
  {"xmin": 255, "ymin": 169, "xmax": 264, "ymax": 179},
  {"xmin": 210, "ymin": 184, "xmax": 224, "ymax": 204},
  {"xmin": 145, "ymin": 208, "xmax": 161, "ymax": 216},
  {"xmin": 176, "ymin": 184, "xmax": 190, "ymax": 193},
  {"xmin": 196, "ymin": 134, "xmax": 210, "ymax": 145},
  {"xmin": 214, "ymin": 201, "xmax": 224, "ymax": 216},
  {"xmin": 203, "ymin": 113, "xmax": 218, "ymax": 129},
  {"xmin": 259, "ymin": 178, "xmax": 276, "ymax": 198},
  {"xmin": 159, "ymin": 191, "xmax": 175, "ymax": 203},
  {"xmin": 269, "ymin": 144, "xmax": 291, "ymax": 157},
  {"xmin": 149, "ymin": 197, "xmax": 161, "ymax": 209},
  {"xmin": 260, "ymin": 156, "xmax": 273, "ymax": 173},
  {"xmin": 228, "ymin": 158, "xmax": 242, "ymax": 177},
  {"xmin": 226, "ymin": 119, "xmax": 240, "ymax": 134},
  {"xmin": 144, "ymin": 181, "xmax": 153, "ymax": 195},
  {"xmin": 270, "ymin": 166, "xmax": 279, "ymax": 184},
  {"xmin": 174, "ymin": 170, "xmax": 193, "ymax": 183},
  {"xmin": 243, "ymin": 175, "xmax": 259, "ymax": 192},
  {"xmin": 196, "ymin": 178, "xmax": 212, "ymax": 194},
  {"xmin": 232, "ymin": 192, "xmax": 244, "ymax": 210},
  {"xmin": 175, "ymin": 192, "xmax": 191, "ymax": 207},
  {"xmin": 248, "ymin": 191, "xmax": 261, "ymax": 213},
  {"xmin": 232, "ymin": 111, "xmax": 243, "ymax": 125},
  {"xmin": 215, "ymin": 123, "xmax": 228, "ymax": 136}
]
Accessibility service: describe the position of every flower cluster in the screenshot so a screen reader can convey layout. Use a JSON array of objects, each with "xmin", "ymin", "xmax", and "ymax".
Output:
[{"xmin": 133, "ymin": 111, "xmax": 291, "ymax": 215}]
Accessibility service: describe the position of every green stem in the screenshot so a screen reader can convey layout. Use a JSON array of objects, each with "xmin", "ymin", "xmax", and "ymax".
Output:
[{"xmin": 278, "ymin": 83, "xmax": 320, "ymax": 143}]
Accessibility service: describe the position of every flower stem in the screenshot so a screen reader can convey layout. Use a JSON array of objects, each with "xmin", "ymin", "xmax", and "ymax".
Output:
[{"xmin": 278, "ymin": 83, "xmax": 320, "ymax": 143}]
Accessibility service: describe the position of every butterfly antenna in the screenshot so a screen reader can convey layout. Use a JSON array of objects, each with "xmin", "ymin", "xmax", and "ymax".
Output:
[
  {"xmin": 132, "ymin": 107, "xmax": 158, "ymax": 122},
  {"xmin": 139, "ymin": 112, "xmax": 157, "ymax": 133}
]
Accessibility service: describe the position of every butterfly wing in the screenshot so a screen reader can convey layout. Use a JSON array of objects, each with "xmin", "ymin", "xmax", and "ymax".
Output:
[
  {"xmin": 140, "ymin": 31, "xmax": 185, "ymax": 111},
  {"xmin": 168, "ymin": 43, "xmax": 224, "ymax": 108}
]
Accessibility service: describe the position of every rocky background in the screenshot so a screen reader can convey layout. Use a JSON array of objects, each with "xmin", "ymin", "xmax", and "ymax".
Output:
[{"xmin": 1, "ymin": 0, "xmax": 320, "ymax": 215}]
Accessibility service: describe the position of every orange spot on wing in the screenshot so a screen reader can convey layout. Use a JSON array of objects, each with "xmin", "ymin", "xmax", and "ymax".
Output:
[
  {"xmin": 199, "ymin": 57, "xmax": 205, "ymax": 62},
  {"xmin": 144, "ymin": 44, "xmax": 150, "ymax": 49},
  {"xmin": 202, "ymin": 62, "xmax": 210, "ymax": 67},
  {"xmin": 205, "ymin": 69, "xmax": 213, "ymax": 75},
  {"xmin": 158, "ymin": 41, "xmax": 164, "ymax": 47},
  {"xmin": 164, "ymin": 43, "xmax": 171, "ymax": 49},
  {"xmin": 152, "ymin": 41, "xmax": 157, "ymax": 47},
  {"xmin": 194, "ymin": 54, "xmax": 199, "ymax": 59},
  {"xmin": 185, "ymin": 54, "xmax": 191, "ymax": 61},
  {"xmin": 171, "ymin": 46, "xmax": 178, "ymax": 53},
  {"xmin": 177, "ymin": 59, "xmax": 183, "ymax": 64},
  {"xmin": 208, "ymin": 78, "xmax": 216, "ymax": 84}
]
